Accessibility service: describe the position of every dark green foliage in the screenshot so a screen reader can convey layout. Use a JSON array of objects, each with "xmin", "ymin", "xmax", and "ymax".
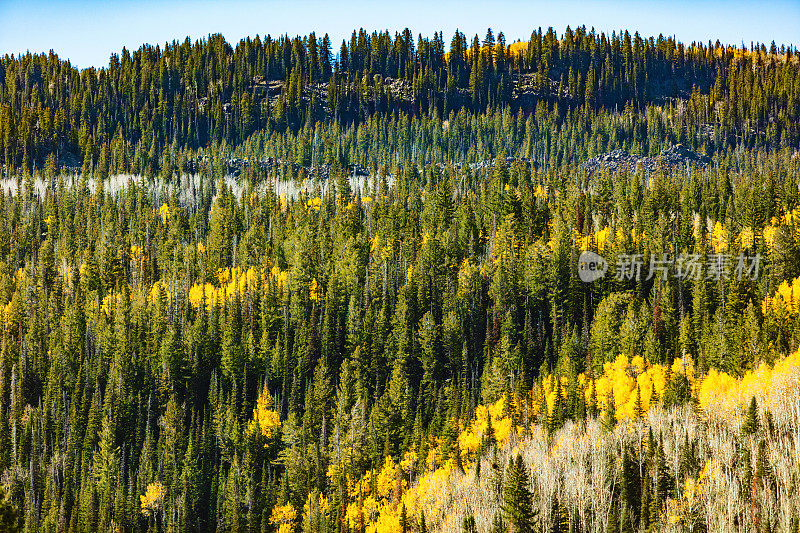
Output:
[
  {"xmin": 400, "ymin": 504, "xmax": 410, "ymax": 533},
  {"xmin": 0, "ymin": 488, "xmax": 21, "ymax": 533},
  {"xmin": 0, "ymin": 21, "xmax": 796, "ymax": 533},
  {"xmin": 602, "ymin": 388, "xmax": 617, "ymax": 431},
  {"xmin": 492, "ymin": 512, "xmax": 508, "ymax": 533},
  {"xmin": 503, "ymin": 454, "xmax": 538, "ymax": 533},
  {"xmin": 620, "ymin": 446, "xmax": 641, "ymax": 529},
  {"xmin": 742, "ymin": 396, "xmax": 759, "ymax": 436},
  {"xmin": 463, "ymin": 514, "xmax": 478, "ymax": 533}
]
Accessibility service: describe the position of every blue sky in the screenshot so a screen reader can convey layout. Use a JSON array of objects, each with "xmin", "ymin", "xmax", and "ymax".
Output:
[{"xmin": 1, "ymin": 0, "xmax": 798, "ymax": 68}]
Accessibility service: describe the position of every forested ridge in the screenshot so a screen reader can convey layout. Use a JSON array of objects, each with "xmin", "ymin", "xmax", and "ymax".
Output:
[
  {"xmin": 0, "ymin": 25, "xmax": 798, "ymax": 533},
  {"xmin": 1, "ymin": 26, "xmax": 799, "ymax": 174}
]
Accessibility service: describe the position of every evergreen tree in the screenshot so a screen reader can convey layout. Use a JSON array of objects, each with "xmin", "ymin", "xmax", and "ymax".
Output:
[
  {"xmin": 503, "ymin": 454, "xmax": 538, "ymax": 533},
  {"xmin": 742, "ymin": 396, "xmax": 759, "ymax": 436}
]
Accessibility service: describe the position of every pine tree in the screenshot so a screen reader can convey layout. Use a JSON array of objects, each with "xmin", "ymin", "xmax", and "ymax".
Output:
[
  {"xmin": 742, "ymin": 396, "xmax": 759, "ymax": 436},
  {"xmin": 620, "ymin": 446, "xmax": 641, "ymax": 530},
  {"xmin": 400, "ymin": 503, "xmax": 409, "ymax": 533},
  {"xmin": 503, "ymin": 454, "xmax": 538, "ymax": 533},
  {"xmin": 634, "ymin": 384, "xmax": 643, "ymax": 420},
  {"xmin": 221, "ymin": 297, "xmax": 246, "ymax": 381},
  {"xmin": 606, "ymin": 499, "xmax": 619, "ymax": 533},
  {"xmin": 491, "ymin": 512, "xmax": 508, "ymax": 533},
  {"xmin": 0, "ymin": 487, "xmax": 20, "ymax": 533},
  {"xmin": 602, "ymin": 388, "xmax": 616, "ymax": 431},
  {"xmin": 463, "ymin": 514, "xmax": 478, "ymax": 533}
]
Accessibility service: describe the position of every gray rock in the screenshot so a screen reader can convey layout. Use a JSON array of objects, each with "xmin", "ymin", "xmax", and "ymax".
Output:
[{"xmin": 580, "ymin": 145, "xmax": 714, "ymax": 175}]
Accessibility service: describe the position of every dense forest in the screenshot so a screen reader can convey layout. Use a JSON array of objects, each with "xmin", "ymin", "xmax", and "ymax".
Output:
[{"xmin": 0, "ymin": 25, "xmax": 799, "ymax": 533}]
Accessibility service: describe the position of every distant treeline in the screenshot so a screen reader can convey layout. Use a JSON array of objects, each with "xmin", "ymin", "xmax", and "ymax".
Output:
[{"xmin": 0, "ymin": 26, "xmax": 798, "ymax": 175}]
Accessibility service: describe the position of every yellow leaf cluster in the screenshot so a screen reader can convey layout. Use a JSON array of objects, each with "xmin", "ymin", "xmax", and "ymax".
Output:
[
  {"xmin": 575, "ymin": 226, "xmax": 612, "ymax": 252},
  {"xmin": 302, "ymin": 493, "xmax": 330, "ymax": 522},
  {"xmin": 762, "ymin": 276, "xmax": 800, "ymax": 316},
  {"xmin": 738, "ymin": 227, "xmax": 754, "ymax": 249},
  {"xmin": 140, "ymin": 481, "xmax": 165, "ymax": 517},
  {"xmin": 187, "ymin": 266, "xmax": 287, "ymax": 310},
  {"xmin": 370, "ymin": 236, "xmax": 394, "ymax": 261},
  {"xmin": 159, "ymin": 203, "xmax": 170, "ymax": 224},
  {"xmin": 763, "ymin": 225, "xmax": 778, "ymax": 248},
  {"xmin": 698, "ymin": 350, "xmax": 800, "ymax": 416},
  {"xmin": 587, "ymin": 355, "xmax": 670, "ymax": 420},
  {"xmin": 457, "ymin": 394, "xmax": 514, "ymax": 458},
  {"xmin": 710, "ymin": 221, "xmax": 729, "ymax": 253},
  {"xmin": 1, "ymin": 292, "xmax": 19, "ymax": 328},
  {"xmin": 306, "ymin": 197, "xmax": 323, "ymax": 212},
  {"xmin": 610, "ymin": 227, "xmax": 645, "ymax": 246},
  {"xmin": 664, "ymin": 458, "xmax": 719, "ymax": 526},
  {"xmin": 270, "ymin": 503, "xmax": 297, "ymax": 533},
  {"xmin": 339, "ymin": 454, "xmax": 410, "ymax": 532},
  {"xmin": 780, "ymin": 208, "xmax": 800, "ymax": 226},
  {"xmin": 762, "ymin": 209, "xmax": 800, "ymax": 250},
  {"xmin": 188, "ymin": 283, "xmax": 220, "ymax": 309},
  {"xmin": 247, "ymin": 389, "xmax": 281, "ymax": 440}
]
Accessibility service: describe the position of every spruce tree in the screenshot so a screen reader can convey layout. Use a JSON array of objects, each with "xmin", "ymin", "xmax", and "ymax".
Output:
[
  {"xmin": 0, "ymin": 487, "xmax": 20, "ymax": 533},
  {"xmin": 602, "ymin": 388, "xmax": 617, "ymax": 431},
  {"xmin": 400, "ymin": 504, "xmax": 409, "ymax": 533},
  {"xmin": 620, "ymin": 446, "xmax": 641, "ymax": 530},
  {"xmin": 502, "ymin": 454, "xmax": 538, "ymax": 533},
  {"xmin": 463, "ymin": 514, "xmax": 478, "ymax": 533},
  {"xmin": 742, "ymin": 396, "xmax": 759, "ymax": 436}
]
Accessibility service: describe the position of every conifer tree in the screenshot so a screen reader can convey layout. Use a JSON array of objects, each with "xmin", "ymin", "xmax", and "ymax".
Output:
[
  {"xmin": 0, "ymin": 487, "xmax": 21, "ymax": 533},
  {"xmin": 602, "ymin": 388, "xmax": 616, "ymax": 431},
  {"xmin": 503, "ymin": 454, "xmax": 538, "ymax": 533},
  {"xmin": 742, "ymin": 396, "xmax": 759, "ymax": 436},
  {"xmin": 463, "ymin": 515, "xmax": 478, "ymax": 533}
]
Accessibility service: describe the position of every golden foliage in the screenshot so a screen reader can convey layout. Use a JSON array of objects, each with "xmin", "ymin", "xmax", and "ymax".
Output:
[
  {"xmin": 588, "ymin": 354, "xmax": 671, "ymax": 420},
  {"xmin": 762, "ymin": 276, "xmax": 800, "ymax": 316},
  {"xmin": 710, "ymin": 221, "xmax": 729, "ymax": 253},
  {"xmin": 370, "ymin": 235, "xmax": 394, "ymax": 261},
  {"xmin": 699, "ymin": 350, "xmax": 800, "ymax": 417},
  {"xmin": 309, "ymin": 278, "xmax": 320, "ymax": 301},
  {"xmin": 187, "ymin": 265, "xmax": 287, "ymax": 310},
  {"xmin": 332, "ymin": 349, "xmax": 800, "ymax": 532},
  {"xmin": 738, "ymin": 227, "xmax": 754, "ymax": 250},
  {"xmin": 140, "ymin": 482, "xmax": 165, "ymax": 517},
  {"xmin": 306, "ymin": 196, "xmax": 323, "ymax": 212},
  {"xmin": 270, "ymin": 502, "xmax": 297, "ymax": 533},
  {"xmin": 763, "ymin": 224, "xmax": 778, "ymax": 248},
  {"xmin": 159, "ymin": 203, "xmax": 170, "ymax": 224},
  {"xmin": 247, "ymin": 389, "xmax": 281, "ymax": 440}
]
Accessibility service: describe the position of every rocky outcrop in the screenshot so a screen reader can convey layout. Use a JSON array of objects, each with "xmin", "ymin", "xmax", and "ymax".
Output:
[{"xmin": 580, "ymin": 144, "xmax": 713, "ymax": 174}]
